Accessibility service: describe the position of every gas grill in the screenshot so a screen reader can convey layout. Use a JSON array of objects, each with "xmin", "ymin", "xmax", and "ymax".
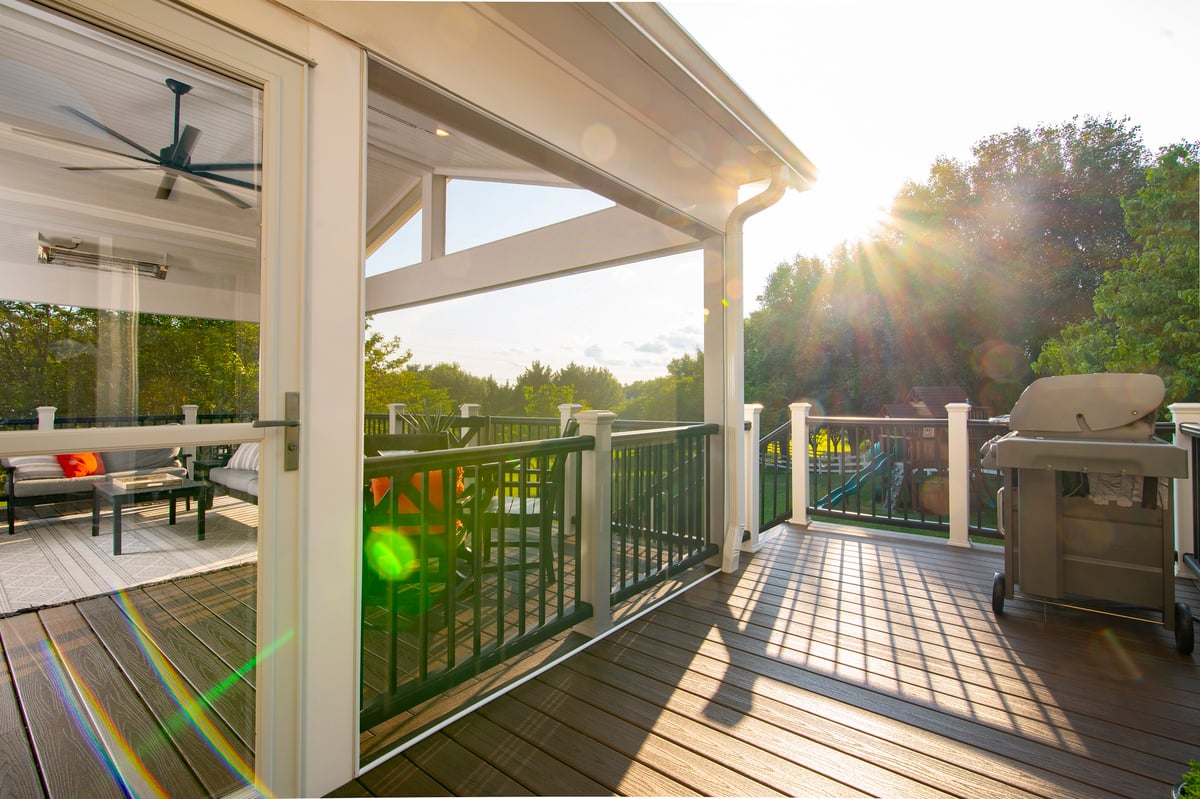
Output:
[{"xmin": 982, "ymin": 373, "xmax": 1193, "ymax": 653}]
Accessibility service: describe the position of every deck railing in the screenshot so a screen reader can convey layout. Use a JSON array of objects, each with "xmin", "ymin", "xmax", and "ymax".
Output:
[
  {"xmin": 358, "ymin": 413, "xmax": 717, "ymax": 729},
  {"xmin": 360, "ymin": 435, "xmax": 593, "ymax": 728},
  {"xmin": 609, "ymin": 424, "xmax": 718, "ymax": 602},
  {"xmin": 754, "ymin": 404, "xmax": 1200, "ymax": 551}
]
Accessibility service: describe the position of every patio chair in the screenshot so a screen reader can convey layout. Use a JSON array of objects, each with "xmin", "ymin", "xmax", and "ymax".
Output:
[
  {"xmin": 362, "ymin": 433, "xmax": 465, "ymax": 625},
  {"xmin": 484, "ymin": 418, "xmax": 577, "ymax": 586}
]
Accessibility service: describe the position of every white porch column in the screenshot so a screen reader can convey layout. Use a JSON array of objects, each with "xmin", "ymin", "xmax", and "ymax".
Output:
[
  {"xmin": 946, "ymin": 403, "xmax": 971, "ymax": 548},
  {"xmin": 387, "ymin": 402, "xmax": 407, "ymax": 434},
  {"xmin": 576, "ymin": 410, "xmax": 615, "ymax": 637},
  {"xmin": 742, "ymin": 404, "xmax": 762, "ymax": 551},
  {"xmin": 36, "ymin": 406, "xmax": 56, "ymax": 431},
  {"xmin": 789, "ymin": 402, "xmax": 811, "ymax": 527},
  {"xmin": 1170, "ymin": 403, "xmax": 1200, "ymax": 576},
  {"xmin": 701, "ymin": 236, "xmax": 732, "ymax": 570}
]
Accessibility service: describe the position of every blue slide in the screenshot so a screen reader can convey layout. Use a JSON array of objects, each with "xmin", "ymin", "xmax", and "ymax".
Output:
[{"xmin": 816, "ymin": 443, "xmax": 892, "ymax": 509}]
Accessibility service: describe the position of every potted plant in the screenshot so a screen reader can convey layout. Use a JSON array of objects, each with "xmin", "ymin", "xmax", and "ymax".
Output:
[
  {"xmin": 401, "ymin": 408, "xmax": 461, "ymax": 447},
  {"xmin": 1176, "ymin": 759, "xmax": 1200, "ymax": 799}
]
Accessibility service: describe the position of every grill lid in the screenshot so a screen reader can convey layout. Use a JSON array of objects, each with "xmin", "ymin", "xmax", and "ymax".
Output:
[{"xmin": 1009, "ymin": 373, "xmax": 1164, "ymax": 439}]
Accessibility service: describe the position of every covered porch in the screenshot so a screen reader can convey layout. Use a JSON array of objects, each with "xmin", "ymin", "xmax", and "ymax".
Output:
[{"xmin": 4, "ymin": 522, "xmax": 1197, "ymax": 798}]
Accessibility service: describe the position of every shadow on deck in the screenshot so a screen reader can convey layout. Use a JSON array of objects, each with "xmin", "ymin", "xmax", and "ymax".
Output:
[{"xmin": 1, "ymin": 521, "xmax": 1197, "ymax": 797}]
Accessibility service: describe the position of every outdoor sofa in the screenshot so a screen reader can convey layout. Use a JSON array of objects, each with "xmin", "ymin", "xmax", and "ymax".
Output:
[
  {"xmin": 204, "ymin": 442, "xmax": 259, "ymax": 504},
  {"xmin": 2, "ymin": 447, "xmax": 188, "ymax": 535}
]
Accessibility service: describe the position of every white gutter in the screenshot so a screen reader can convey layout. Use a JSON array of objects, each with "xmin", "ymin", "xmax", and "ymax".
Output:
[{"xmin": 721, "ymin": 164, "xmax": 790, "ymax": 573}]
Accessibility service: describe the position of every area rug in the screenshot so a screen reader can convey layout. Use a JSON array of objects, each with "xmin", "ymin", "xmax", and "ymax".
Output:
[{"xmin": 0, "ymin": 495, "xmax": 257, "ymax": 615}]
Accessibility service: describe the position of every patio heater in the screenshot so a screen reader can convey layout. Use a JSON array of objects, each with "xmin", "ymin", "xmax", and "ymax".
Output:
[{"xmin": 982, "ymin": 373, "xmax": 1193, "ymax": 654}]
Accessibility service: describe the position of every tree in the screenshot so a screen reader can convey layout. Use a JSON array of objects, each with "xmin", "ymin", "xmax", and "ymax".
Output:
[
  {"xmin": 554, "ymin": 362, "xmax": 622, "ymax": 410},
  {"xmin": 1034, "ymin": 141, "xmax": 1199, "ymax": 405},
  {"xmin": 363, "ymin": 321, "xmax": 445, "ymax": 414},
  {"xmin": 620, "ymin": 351, "xmax": 704, "ymax": 422},
  {"xmin": 743, "ymin": 116, "xmax": 1153, "ymax": 418}
]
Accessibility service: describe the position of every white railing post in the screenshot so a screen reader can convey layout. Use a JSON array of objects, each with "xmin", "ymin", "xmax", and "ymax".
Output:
[
  {"xmin": 387, "ymin": 403, "xmax": 406, "ymax": 434},
  {"xmin": 743, "ymin": 404, "xmax": 763, "ymax": 550},
  {"xmin": 946, "ymin": 403, "xmax": 971, "ymax": 548},
  {"xmin": 460, "ymin": 403, "xmax": 480, "ymax": 447},
  {"xmin": 789, "ymin": 402, "xmax": 811, "ymax": 526},
  {"xmin": 558, "ymin": 403, "xmax": 582, "ymax": 433},
  {"xmin": 36, "ymin": 406, "xmax": 57, "ymax": 431},
  {"xmin": 1170, "ymin": 403, "xmax": 1200, "ymax": 575},
  {"xmin": 576, "ymin": 410, "xmax": 615, "ymax": 637},
  {"xmin": 182, "ymin": 404, "xmax": 199, "ymax": 478}
]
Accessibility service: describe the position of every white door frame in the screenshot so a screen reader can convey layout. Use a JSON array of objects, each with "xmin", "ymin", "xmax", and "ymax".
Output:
[{"xmin": 3, "ymin": 1, "xmax": 343, "ymax": 795}]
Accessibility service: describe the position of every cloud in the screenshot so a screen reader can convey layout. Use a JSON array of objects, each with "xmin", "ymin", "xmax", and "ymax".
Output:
[
  {"xmin": 635, "ymin": 341, "xmax": 667, "ymax": 354},
  {"xmin": 584, "ymin": 344, "xmax": 604, "ymax": 359}
]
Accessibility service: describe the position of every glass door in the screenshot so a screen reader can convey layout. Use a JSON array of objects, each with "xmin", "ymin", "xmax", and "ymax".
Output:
[{"xmin": 0, "ymin": 0, "xmax": 310, "ymax": 794}]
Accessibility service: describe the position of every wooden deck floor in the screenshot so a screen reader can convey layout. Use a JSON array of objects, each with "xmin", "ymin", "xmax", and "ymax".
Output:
[
  {"xmin": 0, "ymin": 563, "xmax": 257, "ymax": 798},
  {"xmin": 338, "ymin": 523, "xmax": 1200, "ymax": 798},
  {"xmin": 2, "ymin": 523, "xmax": 1198, "ymax": 798}
]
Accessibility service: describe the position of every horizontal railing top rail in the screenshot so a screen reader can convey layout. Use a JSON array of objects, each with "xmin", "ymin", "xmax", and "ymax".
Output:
[
  {"xmin": 363, "ymin": 433, "xmax": 594, "ymax": 477},
  {"xmin": 811, "ymin": 415, "xmax": 949, "ymax": 427},
  {"xmin": 611, "ymin": 422, "xmax": 719, "ymax": 445},
  {"xmin": 0, "ymin": 412, "xmax": 257, "ymax": 430}
]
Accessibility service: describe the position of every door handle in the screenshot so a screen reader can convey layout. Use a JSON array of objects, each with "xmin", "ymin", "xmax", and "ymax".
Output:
[{"xmin": 253, "ymin": 391, "xmax": 300, "ymax": 470}]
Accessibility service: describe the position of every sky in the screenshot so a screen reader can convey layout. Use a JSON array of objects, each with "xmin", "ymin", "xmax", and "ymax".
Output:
[{"xmin": 369, "ymin": 0, "xmax": 1200, "ymax": 388}]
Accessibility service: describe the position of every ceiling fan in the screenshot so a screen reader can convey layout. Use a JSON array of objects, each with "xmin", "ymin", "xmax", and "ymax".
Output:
[{"xmin": 58, "ymin": 78, "xmax": 259, "ymax": 209}]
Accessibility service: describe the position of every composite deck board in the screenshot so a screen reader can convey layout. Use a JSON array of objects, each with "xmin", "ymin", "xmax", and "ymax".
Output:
[
  {"xmin": 549, "ymin": 649, "xmax": 950, "ymax": 798},
  {"xmin": 442, "ymin": 712, "xmax": 612, "ymax": 796},
  {"xmin": 2, "ymin": 524, "xmax": 1196, "ymax": 798},
  {"xmin": 0, "ymin": 629, "xmax": 45, "ymax": 799},
  {"xmin": 343, "ymin": 524, "xmax": 1198, "ymax": 798},
  {"xmin": 120, "ymin": 582, "xmax": 255, "ymax": 749},
  {"xmin": 37, "ymin": 602, "xmax": 210, "ymax": 799},
  {"xmin": 143, "ymin": 581, "xmax": 257, "ymax": 687},
  {"xmin": 575, "ymin": 630, "xmax": 1040, "ymax": 799},
  {"xmin": 0, "ymin": 611, "xmax": 127, "ymax": 799},
  {"xmin": 476, "ymin": 691, "xmax": 702, "ymax": 796},
  {"xmin": 77, "ymin": 595, "xmax": 251, "ymax": 796}
]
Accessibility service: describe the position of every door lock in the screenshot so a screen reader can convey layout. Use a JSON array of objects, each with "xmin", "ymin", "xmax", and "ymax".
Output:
[{"xmin": 252, "ymin": 391, "xmax": 300, "ymax": 471}]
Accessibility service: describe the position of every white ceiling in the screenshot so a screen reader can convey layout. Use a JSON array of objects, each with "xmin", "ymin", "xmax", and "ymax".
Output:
[{"xmin": 0, "ymin": 0, "xmax": 564, "ymax": 308}]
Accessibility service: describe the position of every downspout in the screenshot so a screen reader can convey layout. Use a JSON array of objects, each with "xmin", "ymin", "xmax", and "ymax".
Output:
[{"xmin": 720, "ymin": 164, "xmax": 790, "ymax": 573}]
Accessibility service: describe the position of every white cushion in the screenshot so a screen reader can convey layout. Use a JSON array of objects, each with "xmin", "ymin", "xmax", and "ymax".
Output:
[
  {"xmin": 227, "ymin": 442, "xmax": 260, "ymax": 472},
  {"xmin": 4, "ymin": 456, "xmax": 66, "ymax": 480}
]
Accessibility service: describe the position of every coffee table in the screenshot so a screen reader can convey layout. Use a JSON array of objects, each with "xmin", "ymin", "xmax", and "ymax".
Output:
[{"xmin": 92, "ymin": 478, "xmax": 208, "ymax": 555}]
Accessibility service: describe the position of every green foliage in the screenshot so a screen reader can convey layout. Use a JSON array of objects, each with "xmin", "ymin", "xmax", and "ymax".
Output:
[
  {"xmin": 745, "ymin": 115, "xmax": 1154, "ymax": 421},
  {"xmin": 1035, "ymin": 141, "xmax": 1199, "ymax": 405},
  {"xmin": 0, "ymin": 301, "xmax": 257, "ymax": 417},
  {"xmin": 522, "ymin": 382, "xmax": 574, "ymax": 417},
  {"xmin": 1181, "ymin": 759, "xmax": 1200, "ymax": 799},
  {"xmin": 363, "ymin": 320, "xmax": 446, "ymax": 414},
  {"xmin": 554, "ymin": 361, "xmax": 623, "ymax": 410},
  {"xmin": 620, "ymin": 351, "xmax": 704, "ymax": 422}
]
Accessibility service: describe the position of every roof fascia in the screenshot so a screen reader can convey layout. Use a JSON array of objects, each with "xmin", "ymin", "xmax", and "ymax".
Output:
[{"xmin": 597, "ymin": 2, "xmax": 817, "ymax": 191}]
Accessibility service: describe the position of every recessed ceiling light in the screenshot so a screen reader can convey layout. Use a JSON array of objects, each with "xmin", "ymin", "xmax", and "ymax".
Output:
[{"xmin": 435, "ymin": 128, "xmax": 452, "ymax": 137}]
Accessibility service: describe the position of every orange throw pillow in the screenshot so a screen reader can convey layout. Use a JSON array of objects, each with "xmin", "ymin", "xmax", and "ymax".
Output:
[{"xmin": 57, "ymin": 452, "xmax": 101, "ymax": 478}]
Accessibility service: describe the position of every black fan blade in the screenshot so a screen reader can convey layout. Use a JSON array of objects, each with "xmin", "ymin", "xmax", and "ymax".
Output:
[
  {"xmin": 175, "ymin": 170, "xmax": 252, "ymax": 209},
  {"xmin": 156, "ymin": 173, "xmax": 178, "ymax": 200},
  {"xmin": 58, "ymin": 105, "xmax": 159, "ymax": 161},
  {"xmin": 188, "ymin": 162, "xmax": 260, "ymax": 171},
  {"xmin": 63, "ymin": 166, "xmax": 159, "ymax": 172},
  {"xmin": 188, "ymin": 169, "xmax": 259, "ymax": 191}
]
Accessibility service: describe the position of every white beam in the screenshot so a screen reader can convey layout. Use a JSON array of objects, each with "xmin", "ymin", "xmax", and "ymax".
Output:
[
  {"xmin": 365, "ymin": 205, "xmax": 697, "ymax": 311},
  {"xmin": 421, "ymin": 173, "xmax": 446, "ymax": 262}
]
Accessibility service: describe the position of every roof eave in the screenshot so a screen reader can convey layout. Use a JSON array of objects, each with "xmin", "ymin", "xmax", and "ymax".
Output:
[{"xmin": 603, "ymin": 2, "xmax": 818, "ymax": 192}]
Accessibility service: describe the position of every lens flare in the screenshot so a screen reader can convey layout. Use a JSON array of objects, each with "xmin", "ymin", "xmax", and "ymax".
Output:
[{"xmin": 365, "ymin": 529, "xmax": 419, "ymax": 582}]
